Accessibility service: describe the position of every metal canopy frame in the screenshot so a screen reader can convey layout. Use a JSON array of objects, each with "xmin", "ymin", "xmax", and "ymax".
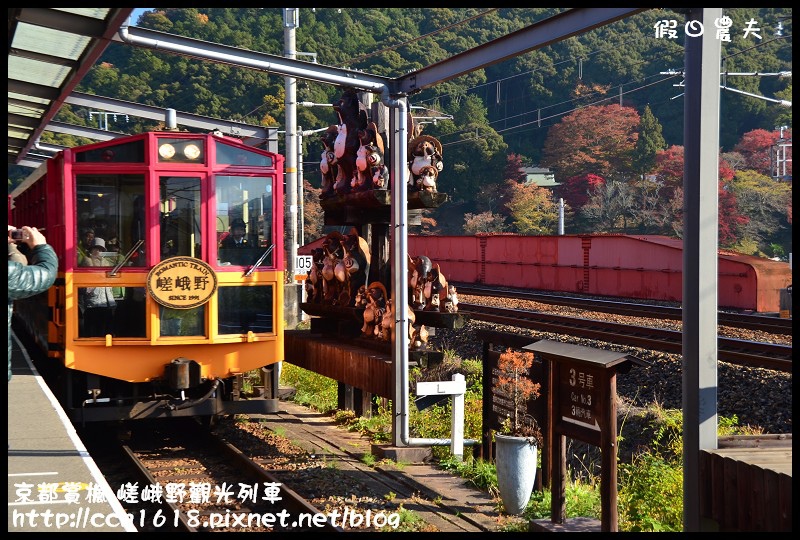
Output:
[
  {"xmin": 7, "ymin": 8, "xmax": 722, "ymax": 531},
  {"xmin": 10, "ymin": 8, "xmax": 646, "ymax": 168}
]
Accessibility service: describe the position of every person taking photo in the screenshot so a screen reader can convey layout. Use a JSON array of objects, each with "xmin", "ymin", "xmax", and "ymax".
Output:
[{"xmin": 8, "ymin": 225, "xmax": 57, "ymax": 382}]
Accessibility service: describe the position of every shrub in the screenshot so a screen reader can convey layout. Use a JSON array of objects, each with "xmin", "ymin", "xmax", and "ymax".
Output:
[
  {"xmin": 495, "ymin": 348, "xmax": 542, "ymax": 444},
  {"xmin": 279, "ymin": 363, "xmax": 337, "ymax": 413}
]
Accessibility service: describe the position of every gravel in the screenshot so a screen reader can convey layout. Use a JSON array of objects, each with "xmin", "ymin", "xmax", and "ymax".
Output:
[
  {"xmin": 203, "ymin": 295, "xmax": 790, "ymax": 528},
  {"xmin": 430, "ymin": 294, "xmax": 792, "ymax": 436}
]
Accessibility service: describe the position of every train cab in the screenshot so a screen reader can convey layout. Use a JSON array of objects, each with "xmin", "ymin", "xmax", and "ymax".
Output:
[{"xmin": 10, "ymin": 131, "xmax": 286, "ymax": 423}]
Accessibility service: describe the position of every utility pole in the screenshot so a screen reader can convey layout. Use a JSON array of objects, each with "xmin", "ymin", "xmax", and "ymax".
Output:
[
  {"xmin": 281, "ymin": 7, "xmax": 302, "ymax": 333},
  {"xmin": 773, "ymin": 125, "xmax": 792, "ymax": 181},
  {"xmin": 296, "ymin": 125, "xmax": 331, "ymax": 247},
  {"xmin": 88, "ymin": 110, "xmax": 129, "ymax": 131},
  {"xmin": 283, "ymin": 8, "xmax": 298, "ymax": 279}
]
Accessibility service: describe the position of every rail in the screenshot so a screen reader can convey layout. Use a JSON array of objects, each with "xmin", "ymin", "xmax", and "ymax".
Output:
[
  {"xmin": 457, "ymin": 303, "xmax": 792, "ymax": 373},
  {"xmin": 454, "ymin": 283, "xmax": 793, "ymax": 335}
]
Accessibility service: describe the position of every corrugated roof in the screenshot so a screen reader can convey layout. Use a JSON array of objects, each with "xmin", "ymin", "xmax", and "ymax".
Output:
[{"xmin": 8, "ymin": 8, "xmax": 134, "ymax": 168}]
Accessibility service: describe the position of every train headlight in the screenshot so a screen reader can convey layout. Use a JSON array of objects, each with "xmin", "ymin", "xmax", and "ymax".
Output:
[
  {"xmin": 183, "ymin": 143, "xmax": 201, "ymax": 160},
  {"xmin": 158, "ymin": 143, "xmax": 176, "ymax": 159}
]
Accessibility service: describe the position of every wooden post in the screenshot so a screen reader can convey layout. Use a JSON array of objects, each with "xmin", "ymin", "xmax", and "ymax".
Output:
[{"xmin": 525, "ymin": 339, "xmax": 637, "ymax": 532}]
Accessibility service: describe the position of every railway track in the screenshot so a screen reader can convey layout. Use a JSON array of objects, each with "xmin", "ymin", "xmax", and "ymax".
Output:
[
  {"xmin": 87, "ymin": 419, "xmax": 340, "ymax": 533},
  {"xmin": 457, "ymin": 302, "xmax": 792, "ymax": 373},
  {"xmin": 86, "ymin": 415, "xmax": 501, "ymax": 533},
  {"xmin": 454, "ymin": 283, "xmax": 793, "ymax": 335}
]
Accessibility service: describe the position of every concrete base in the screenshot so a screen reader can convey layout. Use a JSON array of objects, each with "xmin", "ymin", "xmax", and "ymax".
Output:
[
  {"xmin": 371, "ymin": 443, "xmax": 432, "ymax": 463},
  {"xmin": 529, "ymin": 516, "xmax": 602, "ymax": 532},
  {"xmin": 284, "ymin": 283, "xmax": 303, "ymax": 329}
]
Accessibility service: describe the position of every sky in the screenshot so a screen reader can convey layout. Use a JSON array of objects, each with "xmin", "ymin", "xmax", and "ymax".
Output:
[{"xmin": 130, "ymin": 8, "xmax": 149, "ymax": 24}]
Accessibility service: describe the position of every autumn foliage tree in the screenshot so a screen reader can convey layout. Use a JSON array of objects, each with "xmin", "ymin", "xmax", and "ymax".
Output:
[
  {"xmin": 541, "ymin": 104, "xmax": 640, "ymax": 180},
  {"xmin": 556, "ymin": 173, "xmax": 605, "ymax": 231},
  {"xmin": 557, "ymin": 173, "xmax": 606, "ymax": 211},
  {"xmin": 651, "ymin": 145, "xmax": 685, "ymax": 192},
  {"xmin": 733, "ymin": 128, "xmax": 792, "ymax": 177},
  {"xmin": 417, "ymin": 215, "xmax": 440, "ymax": 236},
  {"xmin": 498, "ymin": 153, "xmax": 528, "ymax": 217},
  {"xmin": 495, "ymin": 348, "xmax": 542, "ymax": 442},
  {"xmin": 718, "ymin": 180, "xmax": 749, "ymax": 246},
  {"xmin": 503, "ymin": 152, "xmax": 528, "ymax": 183},
  {"xmin": 505, "ymin": 181, "xmax": 558, "ymax": 235},
  {"xmin": 650, "ymin": 145, "xmax": 748, "ymax": 247},
  {"xmin": 729, "ymin": 169, "xmax": 792, "ymax": 255},
  {"xmin": 463, "ymin": 211, "xmax": 508, "ymax": 235},
  {"xmin": 581, "ymin": 180, "xmax": 637, "ymax": 233}
]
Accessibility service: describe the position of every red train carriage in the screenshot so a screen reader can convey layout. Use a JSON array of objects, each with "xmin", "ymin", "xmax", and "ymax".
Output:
[{"xmin": 10, "ymin": 131, "xmax": 285, "ymax": 423}]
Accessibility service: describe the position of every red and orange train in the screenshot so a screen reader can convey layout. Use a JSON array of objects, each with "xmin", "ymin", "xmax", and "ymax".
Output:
[{"xmin": 10, "ymin": 131, "xmax": 286, "ymax": 423}]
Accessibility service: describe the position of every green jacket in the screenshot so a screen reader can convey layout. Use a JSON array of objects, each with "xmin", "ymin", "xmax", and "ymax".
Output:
[{"xmin": 8, "ymin": 244, "xmax": 58, "ymax": 381}]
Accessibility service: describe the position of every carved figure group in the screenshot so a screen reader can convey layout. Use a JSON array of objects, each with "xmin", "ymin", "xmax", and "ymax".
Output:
[
  {"xmin": 360, "ymin": 282, "xmax": 422, "ymax": 347},
  {"xmin": 358, "ymin": 254, "xmax": 456, "ymax": 348},
  {"xmin": 305, "ymin": 229, "xmax": 370, "ymax": 308},
  {"xmin": 379, "ymin": 298, "xmax": 417, "ymax": 344},
  {"xmin": 319, "ymin": 89, "xmax": 448, "ymax": 200},
  {"xmin": 443, "ymin": 284, "xmax": 459, "ymax": 313},
  {"xmin": 423, "ymin": 262, "xmax": 449, "ymax": 311},
  {"xmin": 319, "ymin": 89, "xmax": 394, "ymax": 198},
  {"xmin": 305, "ymin": 247, "xmax": 326, "ymax": 303},
  {"xmin": 408, "ymin": 255, "xmax": 432, "ymax": 309},
  {"xmin": 407, "ymin": 255, "xmax": 456, "ymax": 313},
  {"xmin": 307, "ymin": 89, "xmax": 457, "ymax": 355},
  {"xmin": 319, "ymin": 126, "xmax": 339, "ymax": 198},
  {"xmin": 361, "ymin": 282, "xmax": 387, "ymax": 337},
  {"xmin": 340, "ymin": 229, "xmax": 371, "ymax": 305}
]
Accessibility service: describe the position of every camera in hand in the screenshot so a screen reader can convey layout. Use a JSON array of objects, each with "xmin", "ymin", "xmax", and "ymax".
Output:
[{"xmin": 10, "ymin": 229, "xmax": 24, "ymax": 240}]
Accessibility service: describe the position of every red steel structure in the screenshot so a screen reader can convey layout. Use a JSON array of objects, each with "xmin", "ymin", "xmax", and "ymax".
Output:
[{"xmin": 407, "ymin": 234, "xmax": 791, "ymax": 313}]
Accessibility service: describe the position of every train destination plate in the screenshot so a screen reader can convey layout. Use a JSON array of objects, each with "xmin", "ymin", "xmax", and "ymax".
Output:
[{"xmin": 147, "ymin": 256, "xmax": 218, "ymax": 309}]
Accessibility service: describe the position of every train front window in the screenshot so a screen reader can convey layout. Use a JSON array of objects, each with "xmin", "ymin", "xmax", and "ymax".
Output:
[
  {"xmin": 215, "ymin": 175, "xmax": 273, "ymax": 268},
  {"xmin": 160, "ymin": 177, "xmax": 202, "ymax": 261},
  {"xmin": 77, "ymin": 286, "xmax": 146, "ymax": 338},
  {"xmin": 160, "ymin": 305, "xmax": 206, "ymax": 337},
  {"xmin": 217, "ymin": 285, "xmax": 274, "ymax": 334},
  {"xmin": 75, "ymin": 139, "xmax": 145, "ymax": 163},
  {"xmin": 75, "ymin": 174, "xmax": 146, "ymax": 268}
]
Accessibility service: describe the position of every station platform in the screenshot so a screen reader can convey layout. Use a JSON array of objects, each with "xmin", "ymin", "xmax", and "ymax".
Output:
[{"xmin": 7, "ymin": 330, "xmax": 136, "ymax": 532}]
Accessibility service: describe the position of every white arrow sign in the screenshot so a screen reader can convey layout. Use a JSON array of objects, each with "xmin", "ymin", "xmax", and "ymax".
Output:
[{"xmin": 562, "ymin": 416, "xmax": 601, "ymax": 431}]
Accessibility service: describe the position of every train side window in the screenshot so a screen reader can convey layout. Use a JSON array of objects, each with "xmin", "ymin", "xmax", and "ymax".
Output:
[
  {"xmin": 77, "ymin": 285, "xmax": 116, "ymax": 338},
  {"xmin": 215, "ymin": 140, "xmax": 272, "ymax": 167},
  {"xmin": 160, "ymin": 177, "xmax": 202, "ymax": 261},
  {"xmin": 215, "ymin": 175, "xmax": 273, "ymax": 268},
  {"xmin": 115, "ymin": 287, "xmax": 147, "ymax": 338}
]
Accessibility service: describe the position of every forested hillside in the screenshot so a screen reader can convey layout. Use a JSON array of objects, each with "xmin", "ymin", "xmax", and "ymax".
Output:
[{"xmin": 12, "ymin": 8, "xmax": 792, "ymax": 256}]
